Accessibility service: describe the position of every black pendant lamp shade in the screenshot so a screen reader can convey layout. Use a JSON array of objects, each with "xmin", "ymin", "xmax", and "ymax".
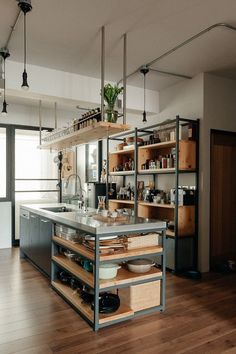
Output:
[
  {"xmin": 18, "ymin": 0, "xmax": 32, "ymax": 90},
  {"xmin": 0, "ymin": 48, "xmax": 10, "ymax": 116},
  {"xmin": 140, "ymin": 66, "xmax": 149, "ymax": 123}
]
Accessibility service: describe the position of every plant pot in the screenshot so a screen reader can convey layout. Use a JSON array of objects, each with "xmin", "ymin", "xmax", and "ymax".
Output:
[{"xmin": 105, "ymin": 109, "xmax": 118, "ymax": 123}]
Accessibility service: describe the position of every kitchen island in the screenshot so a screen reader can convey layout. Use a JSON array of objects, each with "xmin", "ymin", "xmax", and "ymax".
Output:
[{"xmin": 20, "ymin": 203, "xmax": 166, "ymax": 331}]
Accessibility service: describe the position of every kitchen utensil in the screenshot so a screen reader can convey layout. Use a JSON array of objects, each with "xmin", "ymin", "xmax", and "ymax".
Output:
[
  {"xmin": 98, "ymin": 263, "xmax": 120, "ymax": 280},
  {"xmin": 81, "ymin": 259, "xmax": 93, "ymax": 272},
  {"xmin": 70, "ymin": 277, "xmax": 82, "ymax": 290},
  {"xmin": 97, "ymin": 196, "xmax": 106, "ymax": 213},
  {"xmin": 127, "ymin": 259, "xmax": 155, "ymax": 273},
  {"xmin": 64, "ymin": 250, "xmax": 77, "ymax": 261},
  {"xmin": 110, "ymin": 211, "xmax": 118, "ymax": 218},
  {"xmin": 91, "ymin": 293, "xmax": 120, "ymax": 313},
  {"xmin": 57, "ymin": 270, "xmax": 72, "ymax": 284},
  {"xmin": 102, "ymin": 209, "xmax": 109, "ymax": 217}
]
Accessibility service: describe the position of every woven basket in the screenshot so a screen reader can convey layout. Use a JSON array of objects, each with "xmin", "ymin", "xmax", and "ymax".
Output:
[{"xmin": 125, "ymin": 233, "xmax": 159, "ymax": 250}]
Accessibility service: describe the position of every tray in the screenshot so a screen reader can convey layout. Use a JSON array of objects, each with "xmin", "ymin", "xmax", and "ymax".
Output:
[{"xmin": 93, "ymin": 214, "xmax": 128, "ymax": 223}]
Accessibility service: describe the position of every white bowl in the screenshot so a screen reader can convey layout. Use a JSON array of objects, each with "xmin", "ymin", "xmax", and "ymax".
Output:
[{"xmin": 127, "ymin": 259, "xmax": 155, "ymax": 273}]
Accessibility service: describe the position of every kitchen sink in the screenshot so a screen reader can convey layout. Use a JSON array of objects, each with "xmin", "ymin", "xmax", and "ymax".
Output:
[{"xmin": 41, "ymin": 206, "xmax": 75, "ymax": 213}]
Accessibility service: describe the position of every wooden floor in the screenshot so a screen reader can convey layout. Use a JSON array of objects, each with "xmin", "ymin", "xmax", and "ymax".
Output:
[{"xmin": 0, "ymin": 249, "xmax": 236, "ymax": 354}]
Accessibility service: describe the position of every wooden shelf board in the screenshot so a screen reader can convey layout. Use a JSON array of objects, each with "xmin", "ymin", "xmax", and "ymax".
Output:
[
  {"xmin": 139, "ymin": 202, "xmax": 193, "ymax": 209},
  {"xmin": 52, "ymin": 280, "xmax": 93, "ymax": 322},
  {"xmin": 53, "ymin": 236, "xmax": 163, "ymax": 262},
  {"xmin": 100, "ymin": 267, "xmax": 162, "ymax": 289},
  {"xmin": 166, "ymin": 230, "xmax": 175, "ymax": 237},
  {"xmin": 52, "ymin": 280, "xmax": 134, "ymax": 325},
  {"xmin": 52, "ymin": 236, "xmax": 94, "ymax": 261},
  {"xmin": 52, "ymin": 255, "xmax": 94, "ymax": 287},
  {"xmin": 139, "ymin": 140, "xmax": 176, "ymax": 150},
  {"xmin": 139, "ymin": 202, "xmax": 174, "ymax": 209},
  {"xmin": 109, "ymin": 171, "xmax": 135, "ymax": 176},
  {"xmin": 110, "ymin": 147, "xmax": 135, "ymax": 155},
  {"xmin": 100, "ymin": 245, "xmax": 163, "ymax": 261},
  {"xmin": 109, "ymin": 199, "xmax": 135, "ymax": 205},
  {"xmin": 39, "ymin": 122, "xmax": 131, "ymax": 150},
  {"xmin": 99, "ymin": 304, "xmax": 134, "ymax": 324},
  {"xmin": 53, "ymin": 254, "xmax": 162, "ymax": 290},
  {"xmin": 138, "ymin": 168, "xmax": 175, "ymax": 174}
]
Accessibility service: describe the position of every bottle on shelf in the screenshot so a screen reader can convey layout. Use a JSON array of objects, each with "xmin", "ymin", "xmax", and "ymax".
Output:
[{"xmin": 127, "ymin": 183, "xmax": 131, "ymax": 200}]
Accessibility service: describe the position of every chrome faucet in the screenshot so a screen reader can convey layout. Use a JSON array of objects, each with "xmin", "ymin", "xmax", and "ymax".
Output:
[{"xmin": 64, "ymin": 173, "xmax": 87, "ymax": 209}]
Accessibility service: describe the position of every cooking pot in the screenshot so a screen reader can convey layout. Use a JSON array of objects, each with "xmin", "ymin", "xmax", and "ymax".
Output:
[
  {"xmin": 57, "ymin": 270, "xmax": 72, "ymax": 284},
  {"xmin": 80, "ymin": 289, "xmax": 120, "ymax": 314},
  {"xmin": 91, "ymin": 293, "xmax": 120, "ymax": 313},
  {"xmin": 98, "ymin": 263, "xmax": 120, "ymax": 280}
]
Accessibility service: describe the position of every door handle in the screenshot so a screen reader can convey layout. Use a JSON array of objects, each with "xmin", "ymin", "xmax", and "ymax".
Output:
[
  {"xmin": 30, "ymin": 215, "xmax": 37, "ymax": 219},
  {"xmin": 41, "ymin": 219, "xmax": 50, "ymax": 223}
]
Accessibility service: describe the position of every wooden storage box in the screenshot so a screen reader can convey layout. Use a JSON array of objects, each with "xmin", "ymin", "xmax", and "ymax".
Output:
[
  {"xmin": 126, "ymin": 233, "xmax": 159, "ymax": 250},
  {"xmin": 119, "ymin": 280, "xmax": 161, "ymax": 312},
  {"xmin": 179, "ymin": 140, "xmax": 196, "ymax": 170}
]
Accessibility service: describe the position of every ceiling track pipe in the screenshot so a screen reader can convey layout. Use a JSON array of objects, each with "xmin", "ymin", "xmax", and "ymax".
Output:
[
  {"xmin": 5, "ymin": 9, "xmax": 21, "ymax": 49},
  {"xmin": 123, "ymin": 33, "xmax": 127, "ymax": 124},
  {"xmin": 118, "ymin": 22, "xmax": 236, "ymax": 84},
  {"xmin": 149, "ymin": 68, "xmax": 192, "ymax": 80},
  {"xmin": 101, "ymin": 26, "xmax": 105, "ymax": 121},
  {"xmin": 0, "ymin": 9, "xmax": 21, "ymax": 67}
]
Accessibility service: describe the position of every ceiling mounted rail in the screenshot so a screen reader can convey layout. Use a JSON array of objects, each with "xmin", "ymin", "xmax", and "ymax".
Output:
[
  {"xmin": 149, "ymin": 68, "xmax": 191, "ymax": 80},
  {"xmin": 118, "ymin": 22, "xmax": 236, "ymax": 85},
  {"xmin": 0, "ymin": 9, "xmax": 21, "ymax": 67},
  {"xmin": 4, "ymin": 9, "xmax": 22, "ymax": 50}
]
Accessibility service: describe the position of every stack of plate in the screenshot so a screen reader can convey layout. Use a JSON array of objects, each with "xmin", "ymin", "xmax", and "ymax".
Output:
[{"xmin": 83, "ymin": 235, "xmax": 125, "ymax": 254}]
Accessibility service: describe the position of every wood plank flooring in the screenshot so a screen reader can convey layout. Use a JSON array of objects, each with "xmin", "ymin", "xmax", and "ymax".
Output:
[{"xmin": 0, "ymin": 248, "xmax": 236, "ymax": 354}]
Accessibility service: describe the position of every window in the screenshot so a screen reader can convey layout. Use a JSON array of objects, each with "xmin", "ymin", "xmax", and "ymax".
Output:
[
  {"xmin": 86, "ymin": 143, "xmax": 98, "ymax": 182},
  {"xmin": 14, "ymin": 129, "xmax": 58, "ymax": 239}
]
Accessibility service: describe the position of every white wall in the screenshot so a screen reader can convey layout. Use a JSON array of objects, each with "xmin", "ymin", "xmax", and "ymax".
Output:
[
  {"xmin": 149, "ymin": 73, "xmax": 236, "ymax": 272},
  {"xmin": 0, "ymin": 102, "xmax": 74, "ymax": 128},
  {"xmin": 199, "ymin": 74, "xmax": 236, "ymax": 271},
  {"xmin": 7, "ymin": 60, "xmax": 159, "ymax": 115}
]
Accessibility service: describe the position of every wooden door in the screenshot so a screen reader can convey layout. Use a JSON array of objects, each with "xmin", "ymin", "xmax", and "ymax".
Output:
[{"xmin": 210, "ymin": 130, "xmax": 236, "ymax": 268}]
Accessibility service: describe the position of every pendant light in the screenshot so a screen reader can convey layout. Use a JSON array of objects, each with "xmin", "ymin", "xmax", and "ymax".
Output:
[
  {"xmin": 0, "ymin": 48, "xmax": 10, "ymax": 116},
  {"xmin": 18, "ymin": 0, "xmax": 32, "ymax": 90},
  {"xmin": 140, "ymin": 66, "xmax": 149, "ymax": 123}
]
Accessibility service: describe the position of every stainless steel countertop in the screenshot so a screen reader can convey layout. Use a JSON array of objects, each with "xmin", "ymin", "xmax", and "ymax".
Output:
[{"xmin": 20, "ymin": 203, "xmax": 166, "ymax": 235}]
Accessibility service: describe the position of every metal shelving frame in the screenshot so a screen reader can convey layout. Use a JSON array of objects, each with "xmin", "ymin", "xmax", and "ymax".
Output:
[
  {"xmin": 51, "ymin": 222, "xmax": 166, "ymax": 331},
  {"xmin": 106, "ymin": 116, "xmax": 200, "ymax": 273}
]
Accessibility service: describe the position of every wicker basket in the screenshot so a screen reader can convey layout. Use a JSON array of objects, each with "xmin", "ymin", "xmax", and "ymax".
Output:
[
  {"xmin": 125, "ymin": 233, "xmax": 159, "ymax": 250},
  {"xmin": 119, "ymin": 280, "xmax": 160, "ymax": 311}
]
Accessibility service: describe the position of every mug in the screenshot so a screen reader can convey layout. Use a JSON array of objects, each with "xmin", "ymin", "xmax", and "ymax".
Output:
[{"xmin": 81, "ymin": 259, "xmax": 93, "ymax": 272}]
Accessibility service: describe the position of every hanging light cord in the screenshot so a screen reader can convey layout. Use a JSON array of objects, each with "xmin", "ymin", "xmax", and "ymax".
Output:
[
  {"xmin": 3, "ymin": 58, "xmax": 6, "ymax": 101},
  {"xmin": 143, "ymin": 73, "xmax": 146, "ymax": 114},
  {"xmin": 23, "ymin": 13, "xmax": 27, "ymax": 71}
]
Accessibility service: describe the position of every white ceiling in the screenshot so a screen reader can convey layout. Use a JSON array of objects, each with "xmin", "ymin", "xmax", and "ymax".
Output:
[{"xmin": 1, "ymin": 0, "xmax": 236, "ymax": 91}]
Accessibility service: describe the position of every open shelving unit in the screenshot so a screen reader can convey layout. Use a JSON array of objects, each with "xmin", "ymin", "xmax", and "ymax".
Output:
[
  {"xmin": 106, "ymin": 116, "xmax": 199, "ymax": 272},
  {"xmin": 39, "ymin": 121, "xmax": 131, "ymax": 150},
  {"xmin": 52, "ymin": 280, "xmax": 134, "ymax": 326},
  {"xmin": 51, "ymin": 221, "xmax": 166, "ymax": 331}
]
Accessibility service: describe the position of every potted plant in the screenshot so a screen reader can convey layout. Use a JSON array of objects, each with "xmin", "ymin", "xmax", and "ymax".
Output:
[{"xmin": 101, "ymin": 84, "xmax": 123, "ymax": 123}]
